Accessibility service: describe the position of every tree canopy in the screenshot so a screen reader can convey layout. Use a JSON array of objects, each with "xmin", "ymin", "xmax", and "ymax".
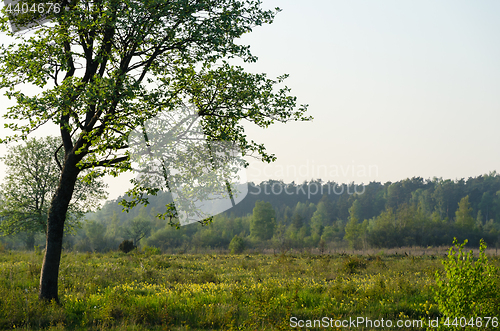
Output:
[
  {"xmin": 250, "ymin": 200, "xmax": 275, "ymax": 240},
  {"xmin": 0, "ymin": 136, "xmax": 107, "ymax": 243}
]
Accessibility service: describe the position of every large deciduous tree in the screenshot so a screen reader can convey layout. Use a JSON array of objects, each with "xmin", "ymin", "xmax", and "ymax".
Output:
[{"xmin": 0, "ymin": 0, "xmax": 310, "ymax": 302}]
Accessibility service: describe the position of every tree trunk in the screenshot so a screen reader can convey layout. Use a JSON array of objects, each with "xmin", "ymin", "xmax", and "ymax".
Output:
[{"xmin": 39, "ymin": 158, "xmax": 80, "ymax": 302}]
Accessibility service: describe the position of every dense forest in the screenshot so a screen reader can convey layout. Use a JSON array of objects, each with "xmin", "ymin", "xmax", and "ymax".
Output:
[{"xmin": 2, "ymin": 172, "xmax": 500, "ymax": 252}]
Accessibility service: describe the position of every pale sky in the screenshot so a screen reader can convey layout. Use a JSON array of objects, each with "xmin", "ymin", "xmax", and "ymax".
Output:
[{"xmin": 1, "ymin": 0, "xmax": 500, "ymax": 200}]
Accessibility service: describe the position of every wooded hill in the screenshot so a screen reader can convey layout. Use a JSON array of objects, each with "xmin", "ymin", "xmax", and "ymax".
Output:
[{"xmin": 3, "ymin": 172, "xmax": 500, "ymax": 252}]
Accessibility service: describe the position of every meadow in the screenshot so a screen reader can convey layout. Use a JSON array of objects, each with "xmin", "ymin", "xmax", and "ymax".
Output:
[{"xmin": 0, "ymin": 247, "xmax": 498, "ymax": 330}]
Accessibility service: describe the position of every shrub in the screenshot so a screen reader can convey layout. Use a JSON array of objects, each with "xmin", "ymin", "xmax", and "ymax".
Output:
[
  {"xmin": 229, "ymin": 235, "xmax": 245, "ymax": 254},
  {"xmin": 119, "ymin": 239, "xmax": 136, "ymax": 253},
  {"xmin": 433, "ymin": 238, "xmax": 499, "ymax": 330},
  {"xmin": 143, "ymin": 245, "xmax": 161, "ymax": 255},
  {"xmin": 341, "ymin": 256, "xmax": 366, "ymax": 274}
]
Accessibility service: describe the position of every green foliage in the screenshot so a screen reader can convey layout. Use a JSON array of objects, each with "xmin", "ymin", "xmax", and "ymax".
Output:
[
  {"xmin": 320, "ymin": 226, "xmax": 337, "ymax": 243},
  {"xmin": 0, "ymin": 136, "xmax": 107, "ymax": 239},
  {"xmin": 229, "ymin": 235, "xmax": 245, "ymax": 254},
  {"xmin": 51, "ymin": 174, "xmax": 500, "ymax": 253},
  {"xmin": 6, "ymin": 171, "xmax": 500, "ymax": 253},
  {"xmin": 118, "ymin": 240, "xmax": 136, "ymax": 253},
  {"xmin": 344, "ymin": 200, "xmax": 363, "ymax": 249},
  {"xmin": 0, "ymin": 0, "xmax": 311, "ymax": 301},
  {"xmin": 455, "ymin": 196, "xmax": 475, "ymax": 230},
  {"xmin": 310, "ymin": 201, "xmax": 328, "ymax": 238},
  {"xmin": 146, "ymin": 226, "xmax": 186, "ymax": 251},
  {"xmin": 341, "ymin": 256, "xmax": 366, "ymax": 274},
  {"xmin": 434, "ymin": 238, "xmax": 499, "ymax": 330},
  {"xmin": 84, "ymin": 220, "xmax": 107, "ymax": 252},
  {"xmin": 250, "ymin": 201, "xmax": 276, "ymax": 241},
  {"xmin": 142, "ymin": 245, "xmax": 161, "ymax": 256},
  {"xmin": 125, "ymin": 216, "xmax": 152, "ymax": 247}
]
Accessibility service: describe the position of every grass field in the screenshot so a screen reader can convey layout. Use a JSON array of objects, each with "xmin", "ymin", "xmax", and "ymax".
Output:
[{"xmin": 0, "ymin": 248, "xmax": 498, "ymax": 330}]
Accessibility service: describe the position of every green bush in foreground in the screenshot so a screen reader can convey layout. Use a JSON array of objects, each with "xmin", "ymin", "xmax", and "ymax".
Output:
[{"xmin": 433, "ymin": 238, "xmax": 500, "ymax": 330}]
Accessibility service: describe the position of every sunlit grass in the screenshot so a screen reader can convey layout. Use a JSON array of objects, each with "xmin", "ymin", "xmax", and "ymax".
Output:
[{"xmin": 0, "ymin": 250, "xmax": 498, "ymax": 330}]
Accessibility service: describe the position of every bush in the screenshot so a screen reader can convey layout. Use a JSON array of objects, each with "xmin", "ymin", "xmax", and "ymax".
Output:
[
  {"xmin": 143, "ymin": 245, "xmax": 161, "ymax": 255},
  {"xmin": 229, "ymin": 235, "xmax": 245, "ymax": 254},
  {"xmin": 341, "ymin": 256, "xmax": 366, "ymax": 274},
  {"xmin": 433, "ymin": 238, "xmax": 499, "ymax": 330},
  {"xmin": 119, "ymin": 239, "xmax": 136, "ymax": 253}
]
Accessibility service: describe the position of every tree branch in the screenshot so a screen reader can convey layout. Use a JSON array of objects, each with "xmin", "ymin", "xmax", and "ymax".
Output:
[{"xmin": 79, "ymin": 155, "xmax": 129, "ymax": 170}]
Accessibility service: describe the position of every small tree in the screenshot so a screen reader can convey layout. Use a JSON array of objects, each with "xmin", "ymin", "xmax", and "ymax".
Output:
[
  {"xmin": 434, "ymin": 238, "xmax": 499, "ymax": 330},
  {"xmin": 310, "ymin": 201, "xmax": 328, "ymax": 240},
  {"xmin": 229, "ymin": 235, "xmax": 245, "ymax": 254},
  {"xmin": 125, "ymin": 217, "xmax": 152, "ymax": 247},
  {"xmin": 250, "ymin": 201, "xmax": 276, "ymax": 241},
  {"xmin": 455, "ymin": 196, "xmax": 475, "ymax": 230},
  {"xmin": 344, "ymin": 200, "xmax": 363, "ymax": 249},
  {"xmin": 84, "ymin": 220, "xmax": 107, "ymax": 252},
  {"xmin": 0, "ymin": 136, "xmax": 107, "ymax": 249}
]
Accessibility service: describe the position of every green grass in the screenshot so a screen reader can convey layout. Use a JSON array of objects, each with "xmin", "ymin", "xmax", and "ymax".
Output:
[{"xmin": 0, "ymin": 250, "xmax": 498, "ymax": 330}]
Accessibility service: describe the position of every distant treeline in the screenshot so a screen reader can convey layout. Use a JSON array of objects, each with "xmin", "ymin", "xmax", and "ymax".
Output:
[{"xmin": 2, "ymin": 173, "xmax": 500, "ymax": 252}]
